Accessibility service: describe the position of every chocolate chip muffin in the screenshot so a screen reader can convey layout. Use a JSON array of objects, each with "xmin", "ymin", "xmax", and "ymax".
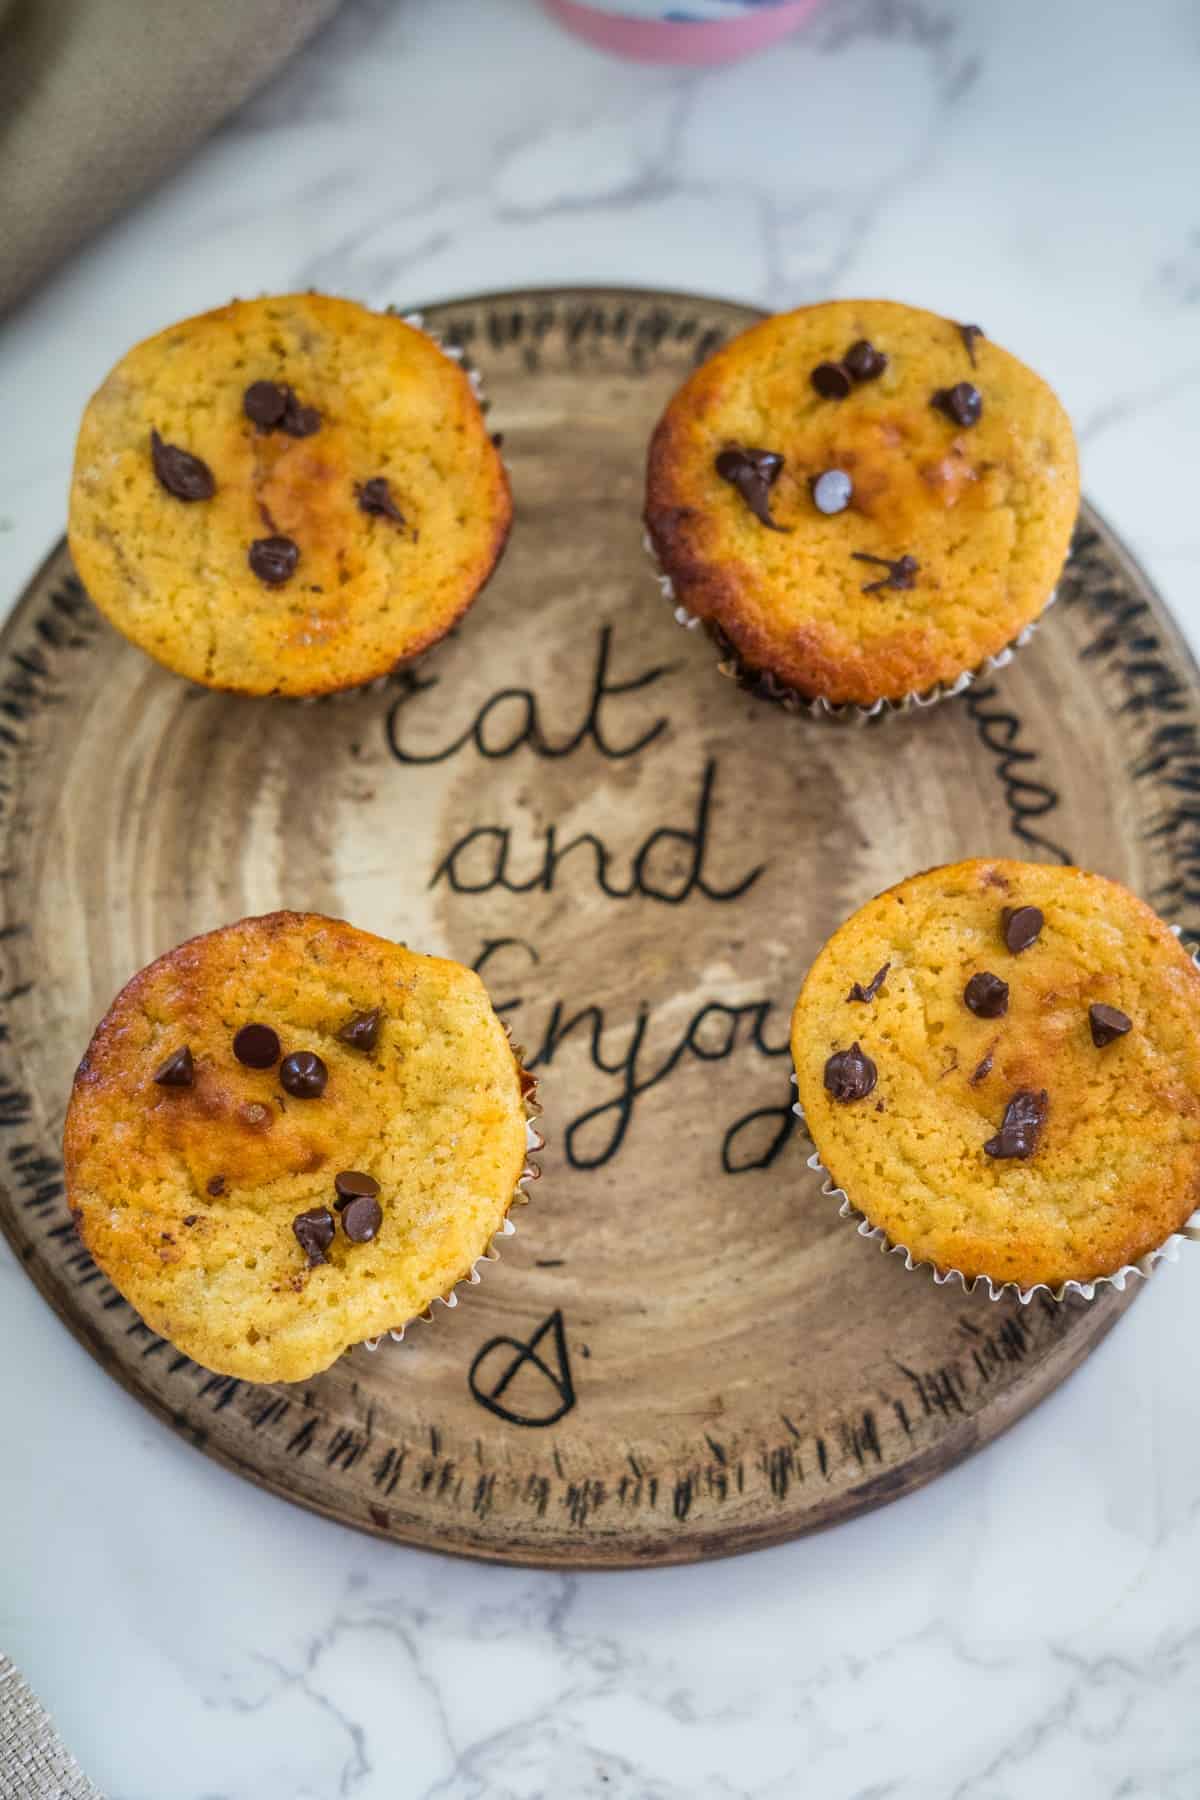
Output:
[
  {"xmin": 68, "ymin": 294, "xmax": 511, "ymax": 697},
  {"xmin": 791, "ymin": 860, "xmax": 1200, "ymax": 1294},
  {"xmin": 645, "ymin": 301, "xmax": 1078, "ymax": 715},
  {"xmin": 64, "ymin": 912, "xmax": 540, "ymax": 1381}
]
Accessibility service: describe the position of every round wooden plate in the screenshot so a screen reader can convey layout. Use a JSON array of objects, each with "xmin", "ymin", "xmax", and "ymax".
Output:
[{"xmin": 2, "ymin": 288, "xmax": 1197, "ymax": 1569}]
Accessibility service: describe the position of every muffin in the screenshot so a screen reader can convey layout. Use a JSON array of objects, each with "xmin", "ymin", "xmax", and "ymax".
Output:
[
  {"xmin": 68, "ymin": 294, "xmax": 511, "ymax": 697},
  {"xmin": 791, "ymin": 859, "xmax": 1200, "ymax": 1295},
  {"xmin": 645, "ymin": 300, "xmax": 1078, "ymax": 716},
  {"xmin": 63, "ymin": 912, "xmax": 540, "ymax": 1381}
]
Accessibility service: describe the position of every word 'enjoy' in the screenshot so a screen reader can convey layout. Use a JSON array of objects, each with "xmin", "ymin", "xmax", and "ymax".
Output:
[{"xmin": 476, "ymin": 941, "xmax": 796, "ymax": 1174}]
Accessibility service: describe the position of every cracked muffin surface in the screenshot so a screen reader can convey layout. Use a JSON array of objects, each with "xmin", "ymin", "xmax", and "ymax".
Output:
[
  {"xmin": 64, "ymin": 911, "xmax": 530, "ymax": 1381},
  {"xmin": 68, "ymin": 293, "xmax": 511, "ymax": 696},
  {"xmin": 792, "ymin": 859, "xmax": 1200, "ymax": 1288},
  {"xmin": 646, "ymin": 300, "xmax": 1078, "ymax": 707}
]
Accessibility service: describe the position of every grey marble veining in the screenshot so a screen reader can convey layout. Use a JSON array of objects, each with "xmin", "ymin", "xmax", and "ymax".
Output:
[{"xmin": 1, "ymin": 1, "xmax": 1199, "ymax": 1796}]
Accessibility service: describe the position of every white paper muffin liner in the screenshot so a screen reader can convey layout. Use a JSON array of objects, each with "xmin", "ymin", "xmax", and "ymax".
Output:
[
  {"xmin": 359, "ymin": 1042, "xmax": 543, "ymax": 1353},
  {"xmin": 646, "ymin": 529, "xmax": 1055, "ymax": 726},
  {"xmin": 791, "ymin": 1055, "xmax": 1200, "ymax": 1305}
]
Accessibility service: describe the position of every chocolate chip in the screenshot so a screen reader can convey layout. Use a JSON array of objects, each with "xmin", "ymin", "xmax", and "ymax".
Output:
[
  {"xmin": 243, "ymin": 381, "xmax": 288, "ymax": 428},
  {"xmin": 850, "ymin": 551, "xmax": 919, "ymax": 595},
  {"xmin": 848, "ymin": 962, "xmax": 890, "ymax": 1004},
  {"xmin": 811, "ymin": 361, "xmax": 852, "ymax": 400},
  {"xmin": 183, "ymin": 1214, "xmax": 198, "ymax": 1226},
  {"xmin": 355, "ymin": 477, "xmax": 405, "ymax": 523},
  {"xmin": 969, "ymin": 1047, "xmax": 995, "ymax": 1086},
  {"xmin": 342, "ymin": 1194, "xmax": 383, "ymax": 1243},
  {"xmin": 1002, "ymin": 906, "xmax": 1044, "ymax": 954},
  {"xmin": 150, "ymin": 430, "xmax": 215, "ymax": 502},
  {"xmin": 1089, "ymin": 1003, "xmax": 1132, "ymax": 1048},
  {"xmin": 153, "ymin": 1045, "xmax": 194, "ymax": 1087},
  {"xmin": 339, "ymin": 1009, "xmax": 381, "ymax": 1052},
  {"xmin": 293, "ymin": 1206, "xmax": 335, "ymax": 1265},
  {"xmin": 715, "ymin": 445, "xmax": 788, "ymax": 532},
  {"xmin": 280, "ymin": 1051, "xmax": 327, "ymax": 1098},
  {"xmin": 812, "ymin": 469, "xmax": 853, "ymax": 515},
  {"xmin": 248, "ymin": 535, "xmax": 299, "ymax": 586},
  {"xmin": 958, "ymin": 323, "xmax": 985, "ymax": 367},
  {"xmin": 844, "ymin": 340, "xmax": 888, "ymax": 382},
  {"xmin": 824, "ymin": 1042, "xmax": 878, "ymax": 1103},
  {"xmin": 491, "ymin": 431, "xmax": 505, "ymax": 448},
  {"xmin": 233, "ymin": 1023, "xmax": 280, "ymax": 1068},
  {"xmin": 334, "ymin": 1169, "xmax": 380, "ymax": 1211},
  {"xmin": 931, "ymin": 382, "xmax": 983, "ymax": 428},
  {"xmin": 206, "ymin": 1175, "xmax": 225, "ymax": 1197},
  {"xmin": 964, "ymin": 972, "xmax": 1009, "ymax": 1018},
  {"xmin": 984, "ymin": 1088, "xmax": 1048, "ymax": 1160},
  {"xmin": 280, "ymin": 390, "xmax": 321, "ymax": 437}
]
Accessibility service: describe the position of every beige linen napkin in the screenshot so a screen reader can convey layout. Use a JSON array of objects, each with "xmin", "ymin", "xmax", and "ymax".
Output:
[
  {"xmin": 0, "ymin": 0, "xmax": 343, "ymax": 315},
  {"xmin": 0, "ymin": 1653, "xmax": 103, "ymax": 1800}
]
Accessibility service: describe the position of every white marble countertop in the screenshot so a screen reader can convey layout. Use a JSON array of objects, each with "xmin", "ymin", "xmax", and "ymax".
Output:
[{"xmin": 2, "ymin": 1, "xmax": 1199, "ymax": 1795}]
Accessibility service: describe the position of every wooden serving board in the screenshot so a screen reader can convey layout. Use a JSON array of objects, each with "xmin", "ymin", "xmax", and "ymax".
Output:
[{"xmin": 2, "ymin": 288, "xmax": 1197, "ymax": 1569}]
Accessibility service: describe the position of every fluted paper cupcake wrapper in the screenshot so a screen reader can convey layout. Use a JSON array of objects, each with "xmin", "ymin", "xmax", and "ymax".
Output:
[
  {"xmin": 791, "ymin": 1074, "xmax": 1200, "ymax": 1306},
  {"xmin": 646, "ymin": 531, "xmax": 1054, "ymax": 726},
  {"xmin": 360, "ymin": 1042, "xmax": 543, "ymax": 1352}
]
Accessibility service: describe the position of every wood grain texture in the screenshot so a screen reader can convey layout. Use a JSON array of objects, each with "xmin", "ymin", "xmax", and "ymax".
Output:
[{"xmin": 2, "ymin": 288, "xmax": 1197, "ymax": 1568}]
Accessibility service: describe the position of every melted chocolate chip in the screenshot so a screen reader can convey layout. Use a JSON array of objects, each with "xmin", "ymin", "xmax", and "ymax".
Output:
[
  {"xmin": 293, "ymin": 1206, "xmax": 335, "ymax": 1266},
  {"xmin": 958, "ymin": 323, "xmax": 985, "ymax": 367},
  {"xmin": 334, "ymin": 1169, "xmax": 380, "ymax": 1212},
  {"xmin": 243, "ymin": 380, "xmax": 288, "ymax": 428},
  {"xmin": 206, "ymin": 1175, "xmax": 226, "ymax": 1197},
  {"xmin": 280, "ymin": 1050, "xmax": 327, "ymax": 1098},
  {"xmin": 812, "ymin": 469, "xmax": 853, "ymax": 515},
  {"xmin": 823, "ymin": 1042, "xmax": 878, "ymax": 1102},
  {"xmin": 248, "ymin": 535, "xmax": 299, "ymax": 586},
  {"xmin": 969, "ymin": 1047, "xmax": 995, "ymax": 1086},
  {"xmin": 1002, "ymin": 906, "xmax": 1044, "ymax": 954},
  {"xmin": 848, "ymin": 962, "xmax": 890, "ymax": 1004},
  {"xmin": 342, "ymin": 1194, "xmax": 383, "ymax": 1242},
  {"xmin": 233, "ymin": 1023, "xmax": 280, "ymax": 1068},
  {"xmin": 339, "ymin": 1009, "xmax": 381, "ymax": 1052},
  {"xmin": 843, "ymin": 339, "xmax": 888, "ymax": 382},
  {"xmin": 150, "ymin": 430, "xmax": 215, "ymax": 502},
  {"xmin": 356, "ymin": 477, "xmax": 405, "ymax": 523},
  {"xmin": 1089, "ymin": 1003, "xmax": 1132, "ymax": 1048},
  {"xmin": 280, "ymin": 390, "xmax": 322, "ymax": 437},
  {"xmin": 984, "ymin": 1088, "xmax": 1048, "ymax": 1160},
  {"xmin": 931, "ymin": 382, "xmax": 983, "ymax": 428},
  {"xmin": 714, "ymin": 446, "xmax": 788, "ymax": 531},
  {"xmin": 153, "ymin": 1045, "xmax": 194, "ymax": 1087},
  {"xmin": 850, "ymin": 551, "xmax": 919, "ymax": 595},
  {"xmin": 964, "ymin": 972, "xmax": 1009, "ymax": 1018},
  {"xmin": 811, "ymin": 361, "xmax": 852, "ymax": 400}
]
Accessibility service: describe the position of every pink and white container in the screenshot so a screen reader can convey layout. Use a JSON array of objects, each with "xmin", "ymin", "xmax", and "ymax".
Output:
[{"xmin": 543, "ymin": 0, "xmax": 824, "ymax": 65}]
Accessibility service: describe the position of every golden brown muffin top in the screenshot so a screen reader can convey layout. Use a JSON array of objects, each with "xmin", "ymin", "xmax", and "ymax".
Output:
[
  {"xmin": 792, "ymin": 860, "xmax": 1200, "ymax": 1290},
  {"xmin": 64, "ymin": 912, "xmax": 529, "ymax": 1381},
  {"xmin": 69, "ymin": 294, "xmax": 511, "ymax": 696},
  {"xmin": 646, "ymin": 301, "xmax": 1078, "ymax": 706}
]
